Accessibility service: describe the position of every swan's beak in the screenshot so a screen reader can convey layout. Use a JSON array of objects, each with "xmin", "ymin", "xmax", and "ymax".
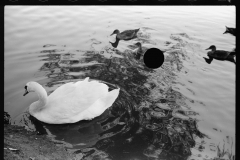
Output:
[
  {"xmin": 23, "ymin": 90, "xmax": 29, "ymax": 96},
  {"xmin": 205, "ymin": 47, "xmax": 210, "ymax": 50}
]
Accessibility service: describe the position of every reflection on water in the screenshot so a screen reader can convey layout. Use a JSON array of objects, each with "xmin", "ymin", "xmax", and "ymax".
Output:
[
  {"xmin": 11, "ymin": 32, "xmax": 235, "ymax": 160},
  {"xmin": 203, "ymin": 55, "xmax": 236, "ymax": 65}
]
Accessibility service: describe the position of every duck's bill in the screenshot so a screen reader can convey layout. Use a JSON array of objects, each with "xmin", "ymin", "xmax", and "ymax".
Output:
[
  {"xmin": 23, "ymin": 90, "xmax": 29, "ymax": 96},
  {"xmin": 205, "ymin": 47, "xmax": 210, "ymax": 50},
  {"xmin": 110, "ymin": 33, "xmax": 114, "ymax": 36}
]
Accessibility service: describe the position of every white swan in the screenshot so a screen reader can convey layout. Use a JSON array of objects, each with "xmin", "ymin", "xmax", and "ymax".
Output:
[{"xmin": 23, "ymin": 77, "xmax": 120, "ymax": 124}]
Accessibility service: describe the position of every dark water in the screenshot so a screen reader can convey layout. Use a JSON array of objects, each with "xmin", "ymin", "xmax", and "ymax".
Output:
[{"xmin": 5, "ymin": 6, "xmax": 235, "ymax": 160}]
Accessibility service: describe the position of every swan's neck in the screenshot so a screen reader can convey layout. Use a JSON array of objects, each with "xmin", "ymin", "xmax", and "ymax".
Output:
[
  {"xmin": 29, "ymin": 83, "xmax": 48, "ymax": 115},
  {"xmin": 36, "ymin": 89, "xmax": 48, "ymax": 106}
]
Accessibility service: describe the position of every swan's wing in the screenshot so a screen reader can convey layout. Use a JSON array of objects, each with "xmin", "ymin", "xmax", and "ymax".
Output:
[
  {"xmin": 48, "ymin": 82, "xmax": 75, "ymax": 100},
  {"xmin": 48, "ymin": 77, "xmax": 89, "ymax": 100},
  {"xmin": 70, "ymin": 88, "xmax": 120, "ymax": 121},
  {"xmin": 86, "ymin": 88, "xmax": 120, "ymax": 117},
  {"xmin": 45, "ymin": 80, "xmax": 110, "ymax": 119}
]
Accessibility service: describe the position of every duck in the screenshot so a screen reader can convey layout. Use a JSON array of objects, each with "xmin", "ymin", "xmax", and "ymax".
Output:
[
  {"xmin": 205, "ymin": 45, "xmax": 236, "ymax": 64},
  {"xmin": 110, "ymin": 28, "xmax": 140, "ymax": 40},
  {"xmin": 23, "ymin": 77, "xmax": 120, "ymax": 124},
  {"xmin": 223, "ymin": 26, "xmax": 236, "ymax": 36},
  {"xmin": 206, "ymin": 45, "xmax": 235, "ymax": 59},
  {"xmin": 135, "ymin": 42, "xmax": 144, "ymax": 53},
  {"xmin": 134, "ymin": 42, "xmax": 145, "ymax": 60}
]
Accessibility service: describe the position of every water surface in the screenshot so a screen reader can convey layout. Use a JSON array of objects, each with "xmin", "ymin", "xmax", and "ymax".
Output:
[{"xmin": 5, "ymin": 6, "xmax": 235, "ymax": 160}]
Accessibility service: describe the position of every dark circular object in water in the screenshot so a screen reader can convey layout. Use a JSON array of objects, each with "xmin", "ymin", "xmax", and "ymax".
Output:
[{"xmin": 143, "ymin": 48, "xmax": 164, "ymax": 69}]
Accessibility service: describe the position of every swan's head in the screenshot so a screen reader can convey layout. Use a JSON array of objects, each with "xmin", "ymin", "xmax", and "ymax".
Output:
[
  {"xmin": 110, "ymin": 29, "xmax": 120, "ymax": 36},
  {"xmin": 23, "ymin": 81, "xmax": 41, "ymax": 96},
  {"xmin": 206, "ymin": 45, "xmax": 216, "ymax": 51}
]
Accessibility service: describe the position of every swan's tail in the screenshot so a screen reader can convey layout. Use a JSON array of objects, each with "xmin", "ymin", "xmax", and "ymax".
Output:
[
  {"xmin": 84, "ymin": 77, "xmax": 89, "ymax": 81},
  {"xmin": 74, "ymin": 77, "xmax": 89, "ymax": 86},
  {"xmin": 87, "ymin": 88, "xmax": 120, "ymax": 117},
  {"xmin": 104, "ymin": 88, "xmax": 120, "ymax": 108}
]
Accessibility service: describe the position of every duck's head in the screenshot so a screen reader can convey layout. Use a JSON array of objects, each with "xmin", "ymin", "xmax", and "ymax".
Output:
[
  {"xmin": 134, "ymin": 42, "xmax": 142, "ymax": 47},
  {"xmin": 110, "ymin": 29, "xmax": 120, "ymax": 36},
  {"xmin": 223, "ymin": 26, "xmax": 231, "ymax": 34},
  {"xmin": 206, "ymin": 45, "xmax": 216, "ymax": 51}
]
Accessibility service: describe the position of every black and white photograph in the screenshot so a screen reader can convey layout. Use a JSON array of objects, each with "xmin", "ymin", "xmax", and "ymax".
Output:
[{"xmin": 4, "ymin": 6, "xmax": 235, "ymax": 160}]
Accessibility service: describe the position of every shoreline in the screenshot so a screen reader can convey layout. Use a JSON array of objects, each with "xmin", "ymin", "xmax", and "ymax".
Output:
[{"xmin": 4, "ymin": 124, "xmax": 82, "ymax": 160}]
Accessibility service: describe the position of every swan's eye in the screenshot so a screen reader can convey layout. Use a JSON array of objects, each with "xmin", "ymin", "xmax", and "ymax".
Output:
[{"xmin": 24, "ymin": 86, "xmax": 28, "ymax": 90}]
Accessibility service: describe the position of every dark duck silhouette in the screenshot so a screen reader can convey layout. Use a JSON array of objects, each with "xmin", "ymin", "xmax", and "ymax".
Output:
[
  {"xmin": 109, "ymin": 37, "xmax": 120, "ymax": 48},
  {"xmin": 204, "ymin": 45, "xmax": 236, "ymax": 64},
  {"xmin": 223, "ymin": 26, "xmax": 236, "ymax": 36},
  {"xmin": 110, "ymin": 28, "xmax": 140, "ymax": 40}
]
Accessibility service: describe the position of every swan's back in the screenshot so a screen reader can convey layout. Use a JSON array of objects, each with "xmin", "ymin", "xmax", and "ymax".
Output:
[
  {"xmin": 48, "ymin": 82, "xmax": 75, "ymax": 100},
  {"xmin": 39, "ymin": 78, "xmax": 120, "ymax": 123}
]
